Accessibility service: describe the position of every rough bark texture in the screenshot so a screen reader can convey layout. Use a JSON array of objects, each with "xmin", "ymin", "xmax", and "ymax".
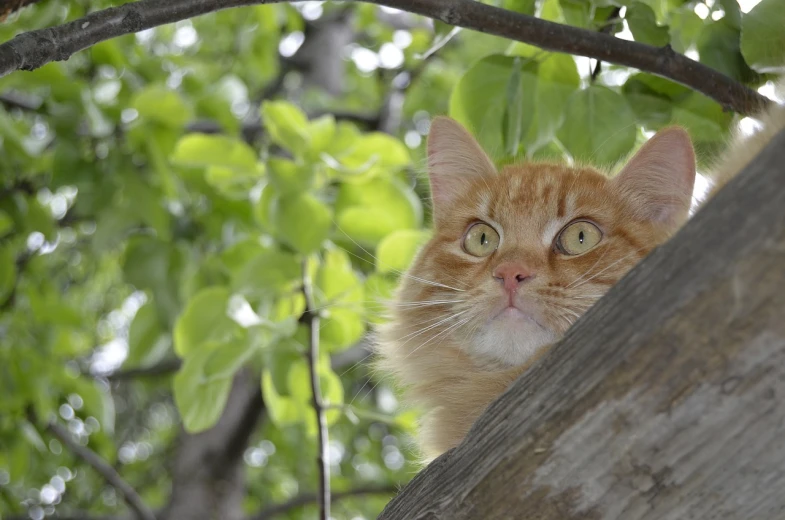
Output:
[
  {"xmin": 162, "ymin": 370, "xmax": 264, "ymax": 520},
  {"xmin": 379, "ymin": 129, "xmax": 785, "ymax": 519}
]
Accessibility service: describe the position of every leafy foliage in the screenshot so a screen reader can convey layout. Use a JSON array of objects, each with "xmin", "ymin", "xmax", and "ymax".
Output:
[{"xmin": 0, "ymin": 0, "xmax": 780, "ymax": 518}]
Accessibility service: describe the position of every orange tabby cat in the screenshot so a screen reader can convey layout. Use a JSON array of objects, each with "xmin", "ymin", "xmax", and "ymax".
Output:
[{"xmin": 376, "ymin": 90, "xmax": 784, "ymax": 460}]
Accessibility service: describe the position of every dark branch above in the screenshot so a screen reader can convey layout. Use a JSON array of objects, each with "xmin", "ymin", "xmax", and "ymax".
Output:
[
  {"xmin": 0, "ymin": 0, "xmax": 769, "ymax": 116},
  {"xmin": 379, "ymin": 130, "xmax": 785, "ymax": 518}
]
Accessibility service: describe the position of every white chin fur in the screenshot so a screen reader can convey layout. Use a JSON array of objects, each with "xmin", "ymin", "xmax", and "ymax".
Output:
[{"xmin": 469, "ymin": 314, "xmax": 558, "ymax": 367}]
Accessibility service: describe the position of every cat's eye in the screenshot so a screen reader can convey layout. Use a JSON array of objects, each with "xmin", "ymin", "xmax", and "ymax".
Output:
[
  {"xmin": 556, "ymin": 220, "xmax": 602, "ymax": 256},
  {"xmin": 463, "ymin": 222, "xmax": 500, "ymax": 257}
]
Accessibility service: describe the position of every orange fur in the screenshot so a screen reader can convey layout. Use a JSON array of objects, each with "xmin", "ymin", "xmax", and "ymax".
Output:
[
  {"xmin": 706, "ymin": 79, "xmax": 785, "ymax": 198},
  {"xmin": 376, "ymin": 117, "xmax": 698, "ymax": 460}
]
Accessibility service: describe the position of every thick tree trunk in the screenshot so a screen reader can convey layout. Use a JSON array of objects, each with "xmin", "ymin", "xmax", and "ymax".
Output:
[
  {"xmin": 379, "ymin": 129, "xmax": 785, "ymax": 519},
  {"xmin": 162, "ymin": 370, "xmax": 264, "ymax": 520}
]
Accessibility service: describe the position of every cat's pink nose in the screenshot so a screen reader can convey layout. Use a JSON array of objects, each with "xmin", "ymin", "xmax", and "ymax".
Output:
[{"xmin": 492, "ymin": 262, "xmax": 534, "ymax": 293}]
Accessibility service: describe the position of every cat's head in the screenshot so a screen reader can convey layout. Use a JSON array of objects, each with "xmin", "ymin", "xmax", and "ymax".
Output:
[{"xmin": 395, "ymin": 117, "xmax": 696, "ymax": 367}]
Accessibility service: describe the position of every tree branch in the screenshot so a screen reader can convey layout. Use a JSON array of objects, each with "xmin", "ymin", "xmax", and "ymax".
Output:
[
  {"xmin": 0, "ymin": 0, "xmax": 768, "ymax": 115},
  {"xmin": 378, "ymin": 130, "xmax": 785, "ymax": 518},
  {"xmin": 45, "ymin": 420, "xmax": 157, "ymax": 520},
  {"xmin": 301, "ymin": 260, "xmax": 330, "ymax": 520},
  {"xmin": 250, "ymin": 485, "xmax": 399, "ymax": 520}
]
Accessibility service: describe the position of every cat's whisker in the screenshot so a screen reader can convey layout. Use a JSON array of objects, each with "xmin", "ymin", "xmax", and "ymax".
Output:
[
  {"xmin": 404, "ymin": 314, "xmax": 474, "ymax": 361},
  {"xmin": 565, "ymin": 247, "xmax": 610, "ymax": 289},
  {"xmin": 570, "ymin": 251, "xmax": 641, "ymax": 290},
  {"xmin": 395, "ymin": 309, "xmax": 470, "ymax": 348},
  {"xmin": 337, "ymin": 350, "xmax": 376, "ymax": 378},
  {"xmin": 401, "ymin": 273, "xmax": 467, "ymax": 293},
  {"xmin": 309, "ymin": 298, "xmax": 461, "ymax": 315},
  {"xmin": 332, "ymin": 220, "xmax": 468, "ymax": 292},
  {"xmin": 395, "ymin": 310, "xmax": 465, "ymax": 331},
  {"xmin": 392, "ymin": 300, "xmax": 465, "ymax": 308}
]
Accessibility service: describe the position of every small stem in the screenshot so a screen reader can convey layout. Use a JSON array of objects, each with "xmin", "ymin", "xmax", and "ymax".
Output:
[{"xmin": 302, "ymin": 259, "xmax": 330, "ymax": 520}]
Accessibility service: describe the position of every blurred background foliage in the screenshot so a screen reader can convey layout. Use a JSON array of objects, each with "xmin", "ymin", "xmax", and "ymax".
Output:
[{"xmin": 0, "ymin": 0, "xmax": 782, "ymax": 518}]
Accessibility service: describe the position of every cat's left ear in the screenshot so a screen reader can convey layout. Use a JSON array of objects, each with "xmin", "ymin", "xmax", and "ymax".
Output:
[
  {"xmin": 613, "ymin": 127, "xmax": 696, "ymax": 228},
  {"xmin": 427, "ymin": 117, "xmax": 497, "ymax": 225}
]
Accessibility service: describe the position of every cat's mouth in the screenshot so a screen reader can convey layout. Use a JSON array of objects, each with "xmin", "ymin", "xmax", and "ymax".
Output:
[{"xmin": 492, "ymin": 304, "xmax": 549, "ymax": 332}]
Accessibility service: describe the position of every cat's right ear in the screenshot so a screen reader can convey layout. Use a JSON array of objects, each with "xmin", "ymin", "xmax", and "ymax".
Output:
[{"xmin": 427, "ymin": 117, "xmax": 496, "ymax": 224}]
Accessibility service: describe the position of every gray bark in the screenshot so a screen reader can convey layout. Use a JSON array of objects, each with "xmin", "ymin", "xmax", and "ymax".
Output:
[
  {"xmin": 379, "ymin": 129, "xmax": 785, "ymax": 519},
  {"xmin": 163, "ymin": 370, "xmax": 264, "ymax": 520}
]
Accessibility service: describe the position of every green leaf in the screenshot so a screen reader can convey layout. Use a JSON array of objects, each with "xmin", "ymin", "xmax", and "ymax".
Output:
[
  {"xmin": 376, "ymin": 229, "xmax": 430, "ymax": 274},
  {"xmin": 332, "ymin": 133, "xmax": 411, "ymax": 179},
  {"xmin": 622, "ymin": 74, "xmax": 674, "ymax": 130},
  {"xmin": 502, "ymin": 0, "xmax": 536, "ymax": 15},
  {"xmin": 202, "ymin": 335, "xmax": 262, "ymax": 381},
  {"xmin": 521, "ymin": 52, "xmax": 580, "ymax": 156},
  {"xmin": 261, "ymin": 100, "xmax": 311, "ymax": 156},
  {"xmin": 626, "ymin": 2, "xmax": 670, "ymax": 47},
  {"xmin": 698, "ymin": 20, "xmax": 755, "ymax": 82},
  {"xmin": 253, "ymin": 183, "xmax": 277, "ymax": 231},
  {"xmin": 220, "ymin": 239, "xmax": 268, "ymax": 273},
  {"xmin": 171, "ymin": 134, "xmax": 260, "ymax": 173},
  {"xmin": 122, "ymin": 238, "xmax": 184, "ymax": 326},
  {"xmin": 132, "ymin": 85, "xmax": 192, "ymax": 128},
  {"xmin": 287, "ymin": 360, "xmax": 312, "ymax": 403},
  {"xmin": 669, "ymin": 7, "xmax": 704, "ymax": 53},
  {"xmin": 0, "ymin": 247, "xmax": 16, "ymax": 304},
  {"xmin": 271, "ymin": 194, "xmax": 332, "ymax": 254},
  {"xmin": 262, "ymin": 370, "xmax": 309, "ymax": 427},
  {"xmin": 559, "ymin": 0, "xmax": 592, "ymax": 28},
  {"xmin": 741, "ymin": 0, "xmax": 785, "ymax": 73},
  {"xmin": 320, "ymin": 308, "xmax": 365, "ymax": 352},
  {"xmin": 173, "ymin": 344, "xmax": 234, "ymax": 433},
  {"xmin": 452, "ymin": 51, "xmax": 578, "ymax": 160},
  {"xmin": 231, "ymin": 248, "xmax": 301, "ymax": 296},
  {"xmin": 556, "ymin": 86, "xmax": 637, "ymax": 166},
  {"xmin": 307, "ymin": 115, "xmax": 337, "ymax": 158},
  {"xmin": 125, "ymin": 301, "xmax": 169, "ymax": 368},
  {"xmin": 450, "ymin": 54, "xmax": 527, "ymax": 157},
  {"xmin": 672, "ymin": 92, "xmax": 733, "ymax": 144},
  {"xmin": 173, "ymin": 287, "xmax": 240, "ymax": 357},
  {"xmin": 316, "ymin": 249, "xmax": 364, "ymax": 304},
  {"xmin": 26, "ymin": 199, "xmax": 56, "ymax": 241},
  {"xmin": 267, "ymin": 157, "xmax": 314, "ymax": 194},
  {"xmin": 504, "ymin": 57, "xmax": 525, "ymax": 157},
  {"xmin": 0, "ymin": 210, "xmax": 13, "ymax": 236},
  {"xmin": 335, "ymin": 177, "xmax": 422, "ymax": 247}
]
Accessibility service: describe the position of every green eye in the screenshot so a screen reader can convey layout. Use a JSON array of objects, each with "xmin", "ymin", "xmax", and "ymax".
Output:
[
  {"xmin": 556, "ymin": 220, "xmax": 602, "ymax": 256},
  {"xmin": 463, "ymin": 222, "xmax": 500, "ymax": 257}
]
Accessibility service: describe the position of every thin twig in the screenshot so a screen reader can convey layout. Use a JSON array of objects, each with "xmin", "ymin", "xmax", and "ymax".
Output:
[
  {"xmin": 250, "ymin": 485, "xmax": 399, "ymax": 520},
  {"xmin": 0, "ymin": 0, "xmax": 769, "ymax": 115},
  {"xmin": 45, "ymin": 420, "xmax": 157, "ymax": 520},
  {"xmin": 301, "ymin": 260, "xmax": 330, "ymax": 520}
]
